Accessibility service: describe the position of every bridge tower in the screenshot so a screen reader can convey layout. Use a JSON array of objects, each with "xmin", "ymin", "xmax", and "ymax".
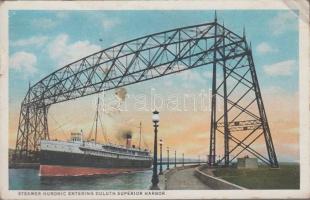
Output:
[{"xmin": 208, "ymin": 13, "xmax": 278, "ymax": 168}]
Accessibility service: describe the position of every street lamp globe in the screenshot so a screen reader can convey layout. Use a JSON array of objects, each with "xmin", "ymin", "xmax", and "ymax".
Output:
[
  {"xmin": 150, "ymin": 110, "xmax": 160, "ymax": 189},
  {"xmin": 152, "ymin": 110, "xmax": 160, "ymax": 123}
]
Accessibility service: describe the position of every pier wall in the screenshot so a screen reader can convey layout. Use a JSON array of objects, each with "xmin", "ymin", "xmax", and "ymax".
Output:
[{"xmin": 9, "ymin": 162, "xmax": 40, "ymax": 169}]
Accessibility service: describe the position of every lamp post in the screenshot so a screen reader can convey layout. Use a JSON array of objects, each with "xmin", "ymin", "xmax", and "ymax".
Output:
[
  {"xmin": 182, "ymin": 153, "xmax": 184, "ymax": 167},
  {"xmin": 151, "ymin": 110, "xmax": 160, "ymax": 190},
  {"xmin": 159, "ymin": 139, "xmax": 163, "ymax": 175},
  {"xmin": 174, "ymin": 150, "xmax": 177, "ymax": 168},
  {"xmin": 167, "ymin": 147, "xmax": 170, "ymax": 170}
]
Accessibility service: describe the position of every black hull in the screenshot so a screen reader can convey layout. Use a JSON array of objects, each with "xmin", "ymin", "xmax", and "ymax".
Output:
[{"xmin": 40, "ymin": 150, "xmax": 152, "ymax": 169}]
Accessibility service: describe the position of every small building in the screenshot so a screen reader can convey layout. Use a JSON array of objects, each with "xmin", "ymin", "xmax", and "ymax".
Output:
[{"xmin": 237, "ymin": 156, "xmax": 258, "ymax": 169}]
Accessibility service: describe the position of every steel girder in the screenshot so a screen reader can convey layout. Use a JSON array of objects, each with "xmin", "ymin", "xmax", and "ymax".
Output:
[
  {"xmin": 15, "ymin": 92, "xmax": 49, "ymax": 160},
  {"xmin": 14, "ymin": 20, "xmax": 278, "ymax": 168},
  {"xmin": 208, "ymin": 20, "xmax": 278, "ymax": 168}
]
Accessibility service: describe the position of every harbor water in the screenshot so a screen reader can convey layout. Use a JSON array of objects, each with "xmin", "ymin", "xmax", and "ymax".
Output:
[{"xmin": 9, "ymin": 164, "xmax": 183, "ymax": 190}]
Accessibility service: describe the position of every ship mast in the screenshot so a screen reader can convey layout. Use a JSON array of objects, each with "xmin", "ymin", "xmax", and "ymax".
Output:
[
  {"xmin": 138, "ymin": 121, "xmax": 142, "ymax": 149},
  {"xmin": 95, "ymin": 97, "xmax": 99, "ymax": 143}
]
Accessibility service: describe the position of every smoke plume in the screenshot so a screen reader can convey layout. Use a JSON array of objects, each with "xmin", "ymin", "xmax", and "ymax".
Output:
[
  {"xmin": 116, "ymin": 129, "xmax": 133, "ymax": 142},
  {"xmin": 115, "ymin": 87, "xmax": 127, "ymax": 101}
]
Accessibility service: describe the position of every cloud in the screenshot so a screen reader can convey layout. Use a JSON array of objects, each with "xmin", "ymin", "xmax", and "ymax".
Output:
[
  {"xmin": 164, "ymin": 80, "xmax": 173, "ymax": 86},
  {"xmin": 263, "ymin": 86, "xmax": 286, "ymax": 95},
  {"xmin": 263, "ymin": 59, "xmax": 296, "ymax": 76},
  {"xmin": 256, "ymin": 42, "xmax": 278, "ymax": 54},
  {"xmin": 268, "ymin": 11, "xmax": 298, "ymax": 35},
  {"xmin": 55, "ymin": 12, "xmax": 69, "ymax": 19},
  {"xmin": 11, "ymin": 36, "xmax": 48, "ymax": 47},
  {"xmin": 178, "ymin": 70, "xmax": 203, "ymax": 82},
  {"xmin": 202, "ymin": 70, "xmax": 213, "ymax": 78},
  {"xmin": 47, "ymin": 34, "xmax": 101, "ymax": 67},
  {"xmin": 9, "ymin": 51, "xmax": 37, "ymax": 75},
  {"xmin": 84, "ymin": 13, "xmax": 120, "ymax": 31},
  {"xmin": 101, "ymin": 18, "xmax": 120, "ymax": 30},
  {"xmin": 32, "ymin": 18, "xmax": 57, "ymax": 29}
]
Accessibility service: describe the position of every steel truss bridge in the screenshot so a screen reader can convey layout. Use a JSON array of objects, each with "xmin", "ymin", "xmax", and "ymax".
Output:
[{"xmin": 14, "ymin": 16, "xmax": 278, "ymax": 167}]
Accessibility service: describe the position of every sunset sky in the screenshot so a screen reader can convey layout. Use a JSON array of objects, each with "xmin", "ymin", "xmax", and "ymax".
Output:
[{"xmin": 9, "ymin": 10, "xmax": 299, "ymax": 162}]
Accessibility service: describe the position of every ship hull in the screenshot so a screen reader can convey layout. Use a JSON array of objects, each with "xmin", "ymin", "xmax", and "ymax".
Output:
[{"xmin": 40, "ymin": 149, "xmax": 152, "ymax": 177}]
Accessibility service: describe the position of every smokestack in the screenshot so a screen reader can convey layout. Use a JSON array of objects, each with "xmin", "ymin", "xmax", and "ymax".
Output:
[{"xmin": 125, "ymin": 133, "xmax": 132, "ymax": 148}]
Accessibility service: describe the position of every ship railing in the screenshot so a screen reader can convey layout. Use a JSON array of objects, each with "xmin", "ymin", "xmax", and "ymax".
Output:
[
  {"xmin": 82, "ymin": 143, "xmax": 149, "ymax": 156},
  {"xmin": 80, "ymin": 146, "xmax": 151, "ymax": 160}
]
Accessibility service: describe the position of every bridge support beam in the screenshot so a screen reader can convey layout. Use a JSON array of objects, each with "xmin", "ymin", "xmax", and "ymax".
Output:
[{"xmin": 15, "ymin": 93, "xmax": 49, "ymax": 162}]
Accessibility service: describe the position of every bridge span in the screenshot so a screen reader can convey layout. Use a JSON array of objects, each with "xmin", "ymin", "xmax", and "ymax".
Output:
[{"xmin": 14, "ymin": 15, "xmax": 278, "ymax": 169}]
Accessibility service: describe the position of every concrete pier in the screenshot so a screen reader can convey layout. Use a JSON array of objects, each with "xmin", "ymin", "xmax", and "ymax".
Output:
[
  {"xmin": 159, "ymin": 165, "xmax": 211, "ymax": 190},
  {"xmin": 158, "ymin": 164, "xmax": 246, "ymax": 190}
]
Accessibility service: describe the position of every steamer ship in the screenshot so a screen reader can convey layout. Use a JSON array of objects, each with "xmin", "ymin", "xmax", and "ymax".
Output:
[{"xmin": 39, "ymin": 99, "xmax": 152, "ymax": 177}]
